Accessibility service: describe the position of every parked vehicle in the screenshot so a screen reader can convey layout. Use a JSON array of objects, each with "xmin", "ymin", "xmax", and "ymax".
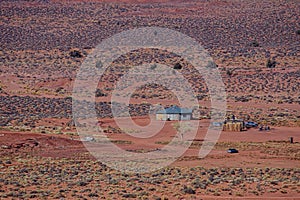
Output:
[
  {"xmin": 245, "ymin": 121, "xmax": 258, "ymax": 128},
  {"xmin": 227, "ymin": 148, "xmax": 239, "ymax": 153}
]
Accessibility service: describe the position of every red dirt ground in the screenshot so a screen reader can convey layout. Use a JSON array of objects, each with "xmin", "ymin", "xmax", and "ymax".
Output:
[
  {"xmin": 1, "ymin": 117, "xmax": 299, "ymax": 168},
  {"xmin": 0, "ymin": 119, "xmax": 299, "ymax": 199}
]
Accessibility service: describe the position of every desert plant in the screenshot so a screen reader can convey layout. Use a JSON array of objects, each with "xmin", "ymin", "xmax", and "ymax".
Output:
[
  {"xmin": 88, "ymin": 192, "xmax": 99, "ymax": 197},
  {"xmin": 182, "ymin": 185, "xmax": 195, "ymax": 194},
  {"xmin": 226, "ymin": 69, "xmax": 233, "ymax": 77},
  {"xmin": 206, "ymin": 61, "xmax": 217, "ymax": 68},
  {"xmin": 95, "ymin": 89, "xmax": 107, "ymax": 97},
  {"xmin": 266, "ymin": 59, "xmax": 276, "ymax": 68},
  {"xmin": 96, "ymin": 60, "xmax": 102, "ymax": 69},
  {"xmin": 69, "ymin": 50, "xmax": 83, "ymax": 58},
  {"xmin": 250, "ymin": 40, "xmax": 260, "ymax": 47},
  {"xmin": 55, "ymin": 87, "xmax": 64, "ymax": 94},
  {"xmin": 151, "ymin": 64, "xmax": 157, "ymax": 70},
  {"xmin": 122, "ymin": 193, "xmax": 137, "ymax": 198},
  {"xmin": 173, "ymin": 62, "xmax": 182, "ymax": 70},
  {"xmin": 77, "ymin": 181, "xmax": 88, "ymax": 186}
]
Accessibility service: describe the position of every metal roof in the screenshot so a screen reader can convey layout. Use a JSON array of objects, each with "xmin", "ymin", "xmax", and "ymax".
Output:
[{"xmin": 156, "ymin": 106, "xmax": 192, "ymax": 114}]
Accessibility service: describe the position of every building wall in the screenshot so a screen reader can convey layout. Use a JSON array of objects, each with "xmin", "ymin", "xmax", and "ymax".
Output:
[
  {"xmin": 156, "ymin": 114, "xmax": 164, "ymax": 120},
  {"xmin": 156, "ymin": 114, "xmax": 191, "ymax": 121},
  {"xmin": 168, "ymin": 114, "xmax": 179, "ymax": 120},
  {"xmin": 180, "ymin": 114, "xmax": 192, "ymax": 120},
  {"xmin": 156, "ymin": 114, "xmax": 179, "ymax": 120}
]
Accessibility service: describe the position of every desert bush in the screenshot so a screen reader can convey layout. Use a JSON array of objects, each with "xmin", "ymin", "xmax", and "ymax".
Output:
[
  {"xmin": 122, "ymin": 193, "xmax": 137, "ymax": 198},
  {"xmin": 266, "ymin": 59, "xmax": 276, "ymax": 68},
  {"xmin": 250, "ymin": 40, "xmax": 260, "ymax": 47},
  {"xmin": 111, "ymin": 140, "xmax": 132, "ymax": 144},
  {"xmin": 226, "ymin": 69, "xmax": 233, "ymax": 77},
  {"xmin": 88, "ymin": 192, "xmax": 99, "ymax": 197},
  {"xmin": 173, "ymin": 63, "xmax": 182, "ymax": 70},
  {"xmin": 96, "ymin": 60, "xmax": 102, "ymax": 69},
  {"xmin": 55, "ymin": 87, "xmax": 64, "ymax": 94},
  {"xmin": 182, "ymin": 185, "xmax": 195, "ymax": 194},
  {"xmin": 69, "ymin": 50, "xmax": 83, "ymax": 58},
  {"xmin": 213, "ymin": 192, "xmax": 221, "ymax": 196},
  {"xmin": 280, "ymin": 190, "xmax": 288, "ymax": 194},
  {"xmin": 235, "ymin": 192, "xmax": 243, "ymax": 197},
  {"xmin": 95, "ymin": 89, "xmax": 107, "ymax": 97},
  {"xmin": 151, "ymin": 64, "xmax": 157, "ymax": 70},
  {"xmin": 153, "ymin": 196, "xmax": 161, "ymax": 200},
  {"xmin": 192, "ymin": 178, "xmax": 207, "ymax": 189},
  {"xmin": 77, "ymin": 181, "xmax": 88, "ymax": 186},
  {"xmin": 206, "ymin": 61, "xmax": 217, "ymax": 68}
]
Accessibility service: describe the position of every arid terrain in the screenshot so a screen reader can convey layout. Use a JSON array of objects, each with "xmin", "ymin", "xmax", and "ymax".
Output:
[{"xmin": 0, "ymin": 0, "xmax": 299, "ymax": 199}]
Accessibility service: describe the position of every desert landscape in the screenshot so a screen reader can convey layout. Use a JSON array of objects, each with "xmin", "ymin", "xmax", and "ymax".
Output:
[{"xmin": 0, "ymin": 0, "xmax": 299, "ymax": 199}]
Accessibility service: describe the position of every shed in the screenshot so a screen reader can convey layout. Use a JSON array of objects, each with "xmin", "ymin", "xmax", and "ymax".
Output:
[
  {"xmin": 156, "ymin": 106, "xmax": 192, "ymax": 121},
  {"xmin": 222, "ymin": 119, "xmax": 245, "ymax": 132}
]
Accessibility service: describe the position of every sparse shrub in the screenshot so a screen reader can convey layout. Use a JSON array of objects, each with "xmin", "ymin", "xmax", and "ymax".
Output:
[
  {"xmin": 182, "ymin": 185, "xmax": 195, "ymax": 194},
  {"xmin": 213, "ymin": 192, "xmax": 221, "ymax": 196},
  {"xmin": 250, "ymin": 190, "xmax": 259, "ymax": 195},
  {"xmin": 69, "ymin": 50, "xmax": 83, "ymax": 58},
  {"xmin": 138, "ymin": 191, "xmax": 148, "ymax": 197},
  {"xmin": 95, "ymin": 89, "xmax": 107, "ymax": 97},
  {"xmin": 88, "ymin": 192, "xmax": 99, "ymax": 197},
  {"xmin": 108, "ymin": 178, "xmax": 119, "ymax": 185},
  {"xmin": 77, "ymin": 181, "xmax": 88, "ymax": 186},
  {"xmin": 173, "ymin": 62, "xmax": 182, "ymax": 70},
  {"xmin": 53, "ymin": 193, "xmax": 65, "ymax": 198},
  {"xmin": 250, "ymin": 40, "xmax": 260, "ymax": 47},
  {"xmin": 151, "ymin": 64, "xmax": 157, "ymax": 70},
  {"xmin": 81, "ymin": 188, "xmax": 91, "ymax": 193},
  {"xmin": 153, "ymin": 196, "xmax": 161, "ymax": 200},
  {"xmin": 133, "ymin": 186, "xmax": 143, "ymax": 191},
  {"xmin": 192, "ymin": 178, "xmax": 206, "ymax": 189},
  {"xmin": 235, "ymin": 192, "xmax": 243, "ymax": 197},
  {"xmin": 266, "ymin": 59, "xmax": 276, "ymax": 68},
  {"xmin": 65, "ymin": 96, "xmax": 72, "ymax": 102},
  {"xmin": 96, "ymin": 60, "xmax": 102, "ymax": 69},
  {"xmin": 122, "ymin": 193, "xmax": 137, "ymax": 198},
  {"xmin": 206, "ymin": 61, "xmax": 217, "ymax": 68},
  {"xmin": 28, "ymin": 194, "xmax": 38, "ymax": 198},
  {"xmin": 55, "ymin": 87, "xmax": 64, "ymax": 94},
  {"xmin": 226, "ymin": 69, "xmax": 233, "ymax": 77},
  {"xmin": 280, "ymin": 190, "xmax": 287, "ymax": 194}
]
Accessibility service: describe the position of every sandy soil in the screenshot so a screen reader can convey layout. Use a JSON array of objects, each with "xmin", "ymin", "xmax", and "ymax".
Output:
[{"xmin": 0, "ymin": 121, "xmax": 299, "ymax": 199}]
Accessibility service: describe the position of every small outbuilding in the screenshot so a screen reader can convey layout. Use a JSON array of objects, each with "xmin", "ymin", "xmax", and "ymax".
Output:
[
  {"xmin": 156, "ymin": 106, "xmax": 193, "ymax": 121},
  {"xmin": 222, "ymin": 119, "xmax": 245, "ymax": 132}
]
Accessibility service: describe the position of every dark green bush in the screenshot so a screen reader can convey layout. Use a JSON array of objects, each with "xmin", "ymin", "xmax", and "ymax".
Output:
[
  {"xmin": 250, "ymin": 40, "xmax": 260, "ymax": 47},
  {"xmin": 95, "ymin": 89, "xmax": 107, "ymax": 97},
  {"xmin": 173, "ymin": 63, "xmax": 182, "ymax": 70},
  {"xmin": 266, "ymin": 59, "xmax": 276, "ymax": 68},
  {"xmin": 182, "ymin": 185, "xmax": 195, "ymax": 194},
  {"xmin": 69, "ymin": 50, "xmax": 83, "ymax": 58}
]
